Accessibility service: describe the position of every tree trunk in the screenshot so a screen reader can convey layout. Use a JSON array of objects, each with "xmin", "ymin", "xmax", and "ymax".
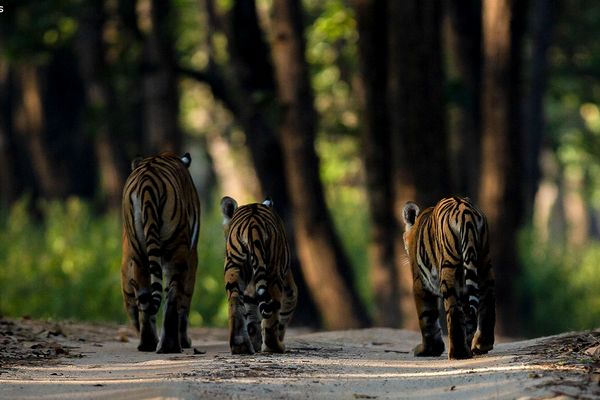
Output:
[
  {"xmin": 479, "ymin": 0, "xmax": 523, "ymax": 335},
  {"xmin": 0, "ymin": 60, "xmax": 20, "ymax": 207},
  {"xmin": 139, "ymin": 0, "xmax": 181, "ymax": 153},
  {"xmin": 225, "ymin": 0, "xmax": 320, "ymax": 326},
  {"xmin": 354, "ymin": 0, "xmax": 400, "ymax": 327},
  {"xmin": 13, "ymin": 64, "xmax": 69, "ymax": 199},
  {"xmin": 388, "ymin": 0, "xmax": 449, "ymax": 330},
  {"xmin": 76, "ymin": 0, "xmax": 127, "ymax": 210},
  {"xmin": 445, "ymin": 0, "xmax": 482, "ymax": 198},
  {"xmin": 524, "ymin": 0, "xmax": 554, "ymax": 220},
  {"xmin": 270, "ymin": 0, "xmax": 370, "ymax": 329}
]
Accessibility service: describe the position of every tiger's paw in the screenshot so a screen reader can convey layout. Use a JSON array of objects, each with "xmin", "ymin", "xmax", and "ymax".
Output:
[
  {"xmin": 230, "ymin": 335, "xmax": 255, "ymax": 355},
  {"xmin": 180, "ymin": 334, "xmax": 192, "ymax": 349},
  {"xmin": 156, "ymin": 337, "xmax": 182, "ymax": 354},
  {"xmin": 471, "ymin": 332, "xmax": 494, "ymax": 355},
  {"xmin": 262, "ymin": 339, "xmax": 285, "ymax": 353},
  {"xmin": 137, "ymin": 341, "xmax": 158, "ymax": 352},
  {"xmin": 448, "ymin": 345, "xmax": 473, "ymax": 360},
  {"xmin": 413, "ymin": 340, "xmax": 444, "ymax": 357},
  {"xmin": 137, "ymin": 329, "xmax": 158, "ymax": 352}
]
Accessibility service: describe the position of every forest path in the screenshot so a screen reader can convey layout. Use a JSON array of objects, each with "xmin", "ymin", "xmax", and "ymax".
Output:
[{"xmin": 0, "ymin": 320, "xmax": 598, "ymax": 399}]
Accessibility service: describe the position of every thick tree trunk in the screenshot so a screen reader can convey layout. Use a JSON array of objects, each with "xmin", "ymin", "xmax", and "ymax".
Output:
[
  {"xmin": 354, "ymin": 0, "xmax": 400, "ymax": 327},
  {"xmin": 226, "ymin": 0, "xmax": 319, "ymax": 326},
  {"xmin": 480, "ymin": 0, "xmax": 523, "ymax": 335},
  {"xmin": 139, "ymin": 0, "xmax": 181, "ymax": 153},
  {"xmin": 76, "ymin": 0, "xmax": 127, "ymax": 209},
  {"xmin": 445, "ymin": 0, "xmax": 482, "ymax": 198},
  {"xmin": 270, "ymin": 0, "xmax": 370, "ymax": 329},
  {"xmin": 388, "ymin": 0, "xmax": 449, "ymax": 330}
]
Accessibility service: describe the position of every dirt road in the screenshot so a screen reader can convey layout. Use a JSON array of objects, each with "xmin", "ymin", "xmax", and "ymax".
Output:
[{"xmin": 0, "ymin": 319, "xmax": 598, "ymax": 399}]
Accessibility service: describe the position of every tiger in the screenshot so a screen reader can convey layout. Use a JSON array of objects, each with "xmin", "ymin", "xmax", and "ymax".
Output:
[
  {"xmin": 121, "ymin": 152, "xmax": 201, "ymax": 353},
  {"xmin": 402, "ymin": 196, "xmax": 495, "ymax": 360},
  {"xmin": 220, "ymin": 196, "xmax": 297, "ymax": 354}
]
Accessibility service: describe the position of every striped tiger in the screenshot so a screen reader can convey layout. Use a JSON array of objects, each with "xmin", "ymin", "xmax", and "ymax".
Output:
[
  {"xmin": 121, "ymin": 152, "xmax": 201, "ymax": 353},
  {"xmin": 402, "ymin": 196, "xmax": 495, "ymax": 359},
  {"xmin": 221, "ymin": 196, "xmax": 297, "ymax": 354}
]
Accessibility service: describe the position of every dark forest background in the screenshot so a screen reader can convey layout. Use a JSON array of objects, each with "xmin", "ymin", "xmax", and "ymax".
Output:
[{"xmin": 0, "ymin": 0, "xmax": 599, "ymax": 337}]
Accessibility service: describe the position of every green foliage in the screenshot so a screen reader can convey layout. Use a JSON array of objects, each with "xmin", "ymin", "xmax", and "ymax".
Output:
[
  {"xmin": 0, "ymin": 197, "xmax": 123, "ymax": 322},
  {"xmin": 0, "ymin": 197, "xmax": 228, "ymax": 327},
  {"xmin": 319, "ymin": 135, "xmax": 373, "ymax": 313},
  {"xmin": 306, "ymin": 0, "xmax": 360, "ymax": 136},
  {"xmin": 518, "ymin": 228, "xmax": 600, "ymax": 336}
]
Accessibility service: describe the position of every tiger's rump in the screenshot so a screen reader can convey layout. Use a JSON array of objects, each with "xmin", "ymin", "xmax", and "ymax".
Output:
[
  {"xmin": 221, "ymin": 197, "xmax": 297, "ymax": 355},
  {"xmin": 121, "ymin": 152, "xmax": 200, "ymax": 354},
  {"xmin": 403, "ymin": 196, "xmax": 495, "ymax": 360}
]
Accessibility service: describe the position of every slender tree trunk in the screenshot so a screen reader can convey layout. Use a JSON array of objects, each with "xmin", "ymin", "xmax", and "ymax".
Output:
[
  {"xmin": 354, "ymin": 0, "xmax": 400, "ymax": 327},
  {"xmin": 388, "ymin": 0, "xmax": 448, "ymax": 330},
  {"xmin": 138, "ymin": 0, "xmax": 181, "ymax": 153},
  {"xmin": 270, "ymin": 0, "xmax": 370, "ymax": 329},
  {"xmin": 524, "ymin": 0, "xmax": 554, "ymax": 220},
  {"xmin": 13, "ymin": 64, "xmax": 69, "ymax": 199},
  {"xmin": 76, "ymin": 0, "xmax": 127, "ymax": 209},
  {"xmin": 480, "ymin": 0, "xmax": 523, "ymax": 335},
  {"xmin": 0, "ymin": 60, "xmax": 19, "ymax": 207}
]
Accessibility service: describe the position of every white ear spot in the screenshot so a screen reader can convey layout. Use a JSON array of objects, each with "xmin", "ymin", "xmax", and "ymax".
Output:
[
  {"xmin": 257, "ymin": 287, "xmax": 266, "ymax": 296},
  {"xmin": 180, "ymin": 152, "xmax": 191, "ymax": 167},
  {"xmin": 262, "ymin": 197, "xmax": 273, "ymax": 207}
]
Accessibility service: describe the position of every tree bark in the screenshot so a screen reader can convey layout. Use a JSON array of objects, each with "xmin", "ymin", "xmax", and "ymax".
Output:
[
  {"xmin": 524, "ymin": 0, "xmax": 554, "ymax": 220},
  {"xmin": 388, "ymin": 0, "xmax": 449, "ymax": 330},
  {"xmin": 445, "ymin": 0, "xmax": 482, "ymax": 198},
  {"xmin": 76, "ymin": 0, "xmax": 127, "ymax": 210},
  {"xmin": 225, "ymin": 0, "xmax": 320, "ymax": 326},
  {"xmin": 138, "ymin": 0, "xmax": 181, "ymax": 153},
  {"xmin": 354, "ymin": 0, "xmax": 400, "ymax": 327},
  {"xmin": 13, "ymin": 64, "xmax": 70, "ymax": 199},
  {"xmin": 0, "ymin": 60, "xmax": 20, "ymax": 207},
  {"xmin": 270, "ymin": 0, "xmax": 370, "ymax": 329},
  {"xmin": 479, "ymin": 0, "xmax": 523, "ymax": 335}
]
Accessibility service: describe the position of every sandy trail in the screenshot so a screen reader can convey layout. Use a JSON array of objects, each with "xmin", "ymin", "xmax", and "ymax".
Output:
[{"xmin": 0, "ymin": 320, "xmax": 598, "ymax": 399}]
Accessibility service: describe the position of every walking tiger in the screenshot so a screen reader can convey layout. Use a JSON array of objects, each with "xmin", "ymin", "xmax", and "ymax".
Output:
[
  {"xmin": 221, "ymin": 196, "xmax": 297, "ymax": 354},
  {"xmin": 121, "ymin": 152, "xmax": 200, "ymax": 353},
  {"xmin": 402, "ymin": 196, "xmax": 495, "ymax": 359}
]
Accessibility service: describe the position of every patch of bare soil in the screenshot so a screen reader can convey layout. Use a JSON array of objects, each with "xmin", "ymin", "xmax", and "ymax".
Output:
[
  {"xmin": 513, "ymin": 331, "xmax": 600, "ymax": 399},
  {"xmin": 0, "ymin": 317, "xmax": 599, "ymax": 400}
]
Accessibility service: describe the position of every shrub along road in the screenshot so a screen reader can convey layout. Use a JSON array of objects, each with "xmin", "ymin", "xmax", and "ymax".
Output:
[{"xmin": 0, "ymin": 318, "xmax": 598, "ymax": 399}]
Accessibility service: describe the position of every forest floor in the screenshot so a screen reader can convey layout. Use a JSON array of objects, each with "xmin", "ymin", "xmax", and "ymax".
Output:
[{"xmin": 0, "ymin": 318, "xmax": 599, "ymax": 399}]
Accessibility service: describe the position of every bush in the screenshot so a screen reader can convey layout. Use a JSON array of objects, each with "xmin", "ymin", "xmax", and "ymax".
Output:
[
  {"xmin": 0, "ymin": 197, "xmax": 228, "ymax": 326},
  {"xmin": 518, "ymin": 227, "xmax": 600, "ymax": 336}
]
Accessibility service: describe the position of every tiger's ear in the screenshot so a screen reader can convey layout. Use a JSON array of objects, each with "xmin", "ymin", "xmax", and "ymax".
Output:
[
  {"xmin": 220, "ymin": 196, "xmax": 238, "ymax": 224},
  {"xmin": 402, "ymin": 202, "xmax": 420, "ymax": 230},
  {"xmin": 131, "ymin": 156, "xmax": 143, "ymax": 171},
  {"xmin": 262, "ymin": 196, "xmax": 273, "ymax": 208},
  {"xmin": 180, "ymin": 152, "xmax": 192, "ymax": 168}
]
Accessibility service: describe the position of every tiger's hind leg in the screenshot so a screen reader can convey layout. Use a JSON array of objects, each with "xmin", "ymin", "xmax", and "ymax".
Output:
[
  {"xmin": 277, "ymin": 272, "xmax": 297, "ymax": 344},
  {"xmin": 121, "ymin": 257, "xmax": 140, "ymax": 333},
  {"xmin": 178, "ymin": 251, "xmax": 198, "ymax": 349},
  {"xmin": 226, "ymin": 259, "xmax": 255, "ymax": 354},
  {"xmin": 472, "ymin": 258, "xmax": 495, "ymax": 355},
  {"xmin": 157, "ymin": 253, "xmax": 195, "ymax": 354},
  {"xmin": 261, "ymin": 283, "xmax": 285, "ymax": 353},
  {"xmin": 133, "ymin": 265, "xmax": 159, "ymax": 352},
  {"xmin": 441, "ymin": 262, "xmax": 472, "ymax": 360},
  {"xmin": 412, "ymin": 278, "xmax": 445, "ymax": 357}
]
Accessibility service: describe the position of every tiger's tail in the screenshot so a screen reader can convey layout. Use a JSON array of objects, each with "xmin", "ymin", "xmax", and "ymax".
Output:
[
  {"xmin": 141, "ymin": 184, "xmax": 163, "ymax": 316},
  {"xmin": 461, "ymin": 215, "xmax": 480, "ymax": 325}
]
